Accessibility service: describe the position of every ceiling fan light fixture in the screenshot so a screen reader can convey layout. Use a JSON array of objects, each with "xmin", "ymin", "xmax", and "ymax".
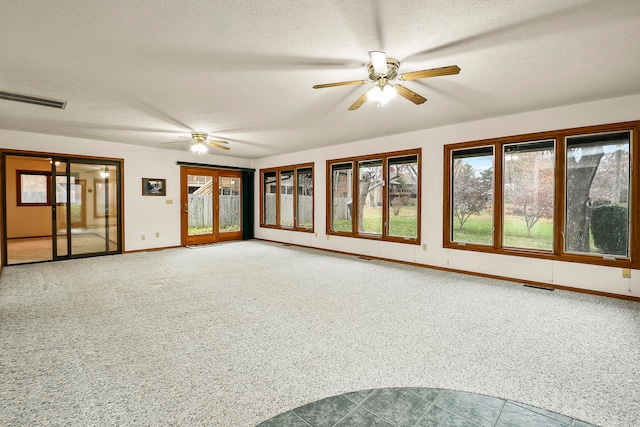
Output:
[
  {"xmin": 99, "ymin": 167, "xmax": 110, "ymax": 178},
  {"xmin": 369, "ymin": 51, "xmax": 388, "ymax": 76},
  {"xmin": 369, "ymin": 84, "xmax": 396, "ymax": 107},
  {"xmin": 191, "ymin": 142, "xmax": 207, "ymax": 154}
]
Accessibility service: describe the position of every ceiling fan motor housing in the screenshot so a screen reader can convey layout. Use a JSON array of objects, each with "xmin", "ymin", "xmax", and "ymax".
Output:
[
  {"xmin": 191, "ymin": 131, "xmax": 208, "ymax": 142},
  {"xmin": 368, "ymin": 58, "xmax": 399, "ymax": 81}
]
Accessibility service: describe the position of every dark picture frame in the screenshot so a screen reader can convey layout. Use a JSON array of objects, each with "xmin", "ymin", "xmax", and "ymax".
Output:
[{"xmin": 142, "ymin": 178, "xmax": 166, "ymax": 196}]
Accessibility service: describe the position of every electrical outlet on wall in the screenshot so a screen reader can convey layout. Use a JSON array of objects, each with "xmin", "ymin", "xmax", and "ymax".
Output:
[{"xmin": 622, "ymin": 268, "xmax": 631, "ymax": 278}]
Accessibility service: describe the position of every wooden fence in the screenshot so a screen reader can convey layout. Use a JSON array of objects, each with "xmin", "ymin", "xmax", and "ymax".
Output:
[
  {"xmin": 188, "ymin": 195, "xmax": 240, "ymax": 229},
  {"xmin": 264, "ymin": 195, "xmax": 312, "ymax": 225}
]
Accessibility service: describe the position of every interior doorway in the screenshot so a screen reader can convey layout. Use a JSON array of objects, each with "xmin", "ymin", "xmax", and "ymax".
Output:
[
  {"xmin": 2, "ymin": 153, "xmax": 122, "ymax": 265},
  {"xmin": 180, "ymin": 166, "xmax": 242, "ymax": 246}
]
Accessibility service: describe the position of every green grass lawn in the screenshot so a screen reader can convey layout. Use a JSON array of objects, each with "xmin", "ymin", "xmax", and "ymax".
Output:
[
  {"xmin": 332, "ymin": 206, "xmax": 417, "ymax": 238},
  {"xmin": 453, "ymin": 213, "xmax": 554, "ymax": 249},
  {"xmin": 503, "ymin": 216, "xmax": 553, "ymax": 250},
  {"xmin": 188, "ymin": 226, "xmax": 213, "ymax": 235},
  {"xmin": 452, "ymin": 213, "xmax": 610, "ymax": 254}
]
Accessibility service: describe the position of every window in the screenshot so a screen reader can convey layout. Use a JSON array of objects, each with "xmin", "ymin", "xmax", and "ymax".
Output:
[
  {"xmin": 451, "ymin": 147, "xmax": 494, "ymax": 245},
  {"xmin": 388, "ymin": 155, "xmax": 419, "ymax": 238},
  {"xmin": 263, "ymin": 171, "xmax": 277, "ymax": 226},
  {"xmin": 444, "ymin": 121, "xmax": 638, "ymax": 268},
  {"xmin": 279, "ymin": 170, "xmax": 294, "ymax": 227},
  {"xmin": 296, "ymin": 167, "xmax": 313, "ymax": 229},
  {"xmin": 330, "ymin": 162, "xmax": 353, "ymax": 232},
  {"xmin": 503, "ymin": 140, "xmax": 555, "ymax": 251},
  {"xmin": 358, "ymin": 159, "xmax": 383, "ymax": 236},
  {"xmin": 328, "ymin": 149, "xmax": 421, "ymax": 243},
  {"xmin": 565, "ymin": 131, "xmax": 630, "ymax": 258},
  {"xmin": 260, "ymin": 163, "xmax": 313, "ymax": 231},
  {"xmin": 17, "ymin": 171, "xmax": 51, "ymax": 206}
]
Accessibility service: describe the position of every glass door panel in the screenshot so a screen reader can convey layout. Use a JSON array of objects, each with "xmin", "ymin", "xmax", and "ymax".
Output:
[
  {"xmin": 69, "ymin": 162, "xmax": 116, "ymax": 256},
  {"xmin": 187, "ymin": 174, "xmax": 214, "ymax": 236},
  {"xmin": 218, "ymin": 175, "xmax": 241, "ymax": 233},
  {"xmin": 54, "ymin": 161, "xmax": 69, "ymax": 257}
]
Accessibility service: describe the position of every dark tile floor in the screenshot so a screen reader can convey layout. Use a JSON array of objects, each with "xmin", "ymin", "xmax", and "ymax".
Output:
[{"xmin": 257, "ymin": 388, "xmax": 599, "ymax": 427}]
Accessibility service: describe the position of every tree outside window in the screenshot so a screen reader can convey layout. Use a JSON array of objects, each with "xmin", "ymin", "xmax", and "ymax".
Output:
[
  {"xmin": 565, "ymin": 131, "xmax": 630, "ymax": 257},
  {"xmin": 328, "ymin": 149, "xmax": 421, "ymax": 242},
  {"xmin": 503, "ymin": 140, "xmax": 555, "ymax": 250},
  {"xmin": 451, "ymin": 148, "xmax": 494, "ymax": 245}
]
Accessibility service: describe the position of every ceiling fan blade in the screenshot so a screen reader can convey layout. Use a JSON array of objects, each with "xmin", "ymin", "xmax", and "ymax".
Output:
[
  {"xmin": 207, "ymin": 139, "xmax": 229, "ymax": 145},
  {"xmin": 399, "ymin": 65, "xmax": 461, "ymax": 81},
  {"xmin": 207, "ymin": 142, "xmax": 231, "ymax": 150},
  {"xmin": 348, "ymin": 90, "xmax": 370, "ymax": 111},
  {"xmin": 395, "ymin": 85, "xmax": 427, "ymax": 105},
  {"xmin": 313, "ymin": 80, "xmax": 368, "ymax": 89},
  {"xmin": 160, "ymin": 140, "xmax": 189, "ymax": 145},
  {"xmin": 369, "ymin": 50, "xmax": 388, "ymax": 75}
]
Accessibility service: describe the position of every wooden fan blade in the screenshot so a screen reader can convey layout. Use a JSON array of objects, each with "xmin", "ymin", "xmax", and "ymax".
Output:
[
  {"xmin": 207, "ymin": 139, "xmax": 229, "ymax": 145},
  {"xmin": 313, "ymin": 80, "xmax": 368, "ymax": 89},
  {"xmin": 395, "ymin": 85, "xmax": 427, "ymax": 105},
  {"xmin": 160, "ymin": 140, "xmax": 188, "ymax": 145},
  {"xmin": 207, "ymin": 142, "xmax": 231, "ymax": 150},
  {"xmin": 348, "ymin": 90, "xmax": 370, "ymax": 111},
  {"xmin": 399, "ymin": 65, "xmax": 461, "ymax": 81}
]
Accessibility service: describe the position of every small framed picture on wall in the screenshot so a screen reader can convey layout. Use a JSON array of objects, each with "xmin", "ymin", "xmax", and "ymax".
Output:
[{"xmin": 142, "ymin": 178, "xmax": 166, "ymax": 196}]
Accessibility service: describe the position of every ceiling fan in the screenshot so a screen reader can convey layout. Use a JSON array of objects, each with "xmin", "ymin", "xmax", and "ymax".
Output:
[
  {"xmin": 162, "ymin": 131, "xmax": 230, "ymax": 153},
  {"xmin": 313, "ymin": 51, "xmax": 461, "ymax": 110}
]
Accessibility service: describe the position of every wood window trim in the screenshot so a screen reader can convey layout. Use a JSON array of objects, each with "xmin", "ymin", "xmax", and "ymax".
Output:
[
  {"xmin": 326, "ymin": 148, "xmax": 421, "ymax": 245},
  {"xmin": 259, "ymin": 162, "xmax": 314, "ymax": 233},
  {"xmin": 16, "ymin": 170, "xmax": 52, "ymax": 206},
  {"xmin": 443, "ymin": 120, "xmax": 639, "ymax": 269}
]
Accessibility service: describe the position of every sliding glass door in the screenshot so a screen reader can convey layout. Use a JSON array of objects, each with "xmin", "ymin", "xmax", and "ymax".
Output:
[{"xmin": 3, "ymin": 153, "xmax": 122, "ymax": 265}]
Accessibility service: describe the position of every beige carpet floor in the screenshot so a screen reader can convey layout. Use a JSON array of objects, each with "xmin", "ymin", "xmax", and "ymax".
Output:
[{"xmin": 0, "ymin": 240, "xmax": 638, "ymax": 426}]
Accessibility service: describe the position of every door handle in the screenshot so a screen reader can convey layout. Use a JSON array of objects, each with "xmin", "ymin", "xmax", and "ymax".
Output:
[{"xmin": 184, "ymin": 203, "xmax": 188, "ymax": 213}]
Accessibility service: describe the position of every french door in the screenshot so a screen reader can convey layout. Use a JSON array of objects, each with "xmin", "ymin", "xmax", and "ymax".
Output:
[{"xmin": 180, "ymin": 166, "xmax": 242, "ymax": 246}]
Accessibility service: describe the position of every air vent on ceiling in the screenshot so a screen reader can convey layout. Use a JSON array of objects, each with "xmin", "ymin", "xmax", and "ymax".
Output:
[{"xmin": 0, "ymin": 90, "xmax": 67, "ymax": 109}]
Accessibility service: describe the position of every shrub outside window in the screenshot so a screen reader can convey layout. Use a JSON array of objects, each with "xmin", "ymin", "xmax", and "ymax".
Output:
[
  {"xmin": 328, "ymin": 149, "xmax": 421, "ymax": 243},
  {"xmin": 565, "ymin": 131, "xmax": 630, "ymax": 259},
  {"xmin": 444, "ymin": 121, "xmax": 638, "ymax": 268},
  {"xmin": 260, "ymin": 164, "xmax": 313, "ymax": 232}
]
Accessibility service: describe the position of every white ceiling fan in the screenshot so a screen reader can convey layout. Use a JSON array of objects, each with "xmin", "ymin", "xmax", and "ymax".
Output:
[
  {"xmin": 313, "ymin": 51, "xmax": 461, "ymax": 110},
  {"xmin": 162, "ymin": 131, "xmax": 230, "ymax": 153}
]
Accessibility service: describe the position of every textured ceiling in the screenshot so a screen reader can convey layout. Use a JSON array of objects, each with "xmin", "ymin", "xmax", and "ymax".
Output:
[{"xmin": 1, "ymin": 0, "xmax": 639, "ymax": 158}]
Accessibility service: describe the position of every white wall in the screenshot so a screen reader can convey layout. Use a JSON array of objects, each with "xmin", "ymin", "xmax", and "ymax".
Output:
[
  {"xmin": 0, "ymin": 129, "xmax": 251, "ymax": 251},
  {"xmin": 253, "ymin": 94, "xmax": 640, "ymax": 298}
]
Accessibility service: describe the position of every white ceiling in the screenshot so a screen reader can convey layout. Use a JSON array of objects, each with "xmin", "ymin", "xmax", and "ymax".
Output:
[{"xmin": 1, "ymin": 0, "xmax": 639, "ymax": 159}]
